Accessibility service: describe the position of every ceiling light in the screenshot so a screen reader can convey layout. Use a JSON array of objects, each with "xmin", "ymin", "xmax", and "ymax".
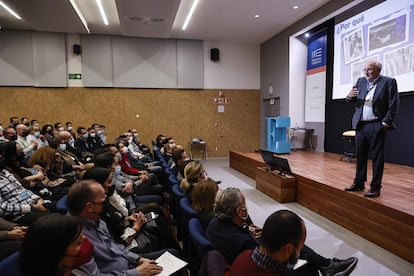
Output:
[
  {"xmin": 0, "ymin": 1, "xmax": 22, "ymax": 20},
  {"xmin": 254, "ymin": 14, "xmax": 260, "ymax": 18},
  {"xmin": 293, "ymin": 5, "xmax": 299, "ymax": 9},
  {"xmin": 69, "ymin": 0, "xmax": 90, "ymax": 33},
  {"xmin": 182, "ymin": 0, "xmax": 199, "ymax": 31},
  {"xmin": 305, "ymin": 33, "xmax": 310, "ymax": 38},
  {"xmin": 96, "ymin": 0, "xmax": 109, "ymax": 25}
]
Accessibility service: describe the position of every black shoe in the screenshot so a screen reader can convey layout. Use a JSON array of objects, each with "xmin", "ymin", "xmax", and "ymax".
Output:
[
  {"xmin": 320, "ymin": 257, "xmax": 358, "ymax": 276},
  {"xmin": 364, "ymin": 189, "xmax": 380, "ymax": 198},
  {"xmin": 344, "ymin": 184, "xmax": 364, "ymax": 192}
]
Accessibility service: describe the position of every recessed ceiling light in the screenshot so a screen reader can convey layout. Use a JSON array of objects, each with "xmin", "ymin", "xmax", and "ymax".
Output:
[
  {"xmin": 182, "ymin": 0, "xmax": 199, "ymax": 31},
  {"xmin": 305, "ymin": 33, "xmax": 310, "ymax": 38},
  {"xmin": 254, "ymin": 14, "xmax": 260, "ymax": 18},
  {"xmin": 293, "ymin": 5, "xmax": 299, "ymax": 9}
]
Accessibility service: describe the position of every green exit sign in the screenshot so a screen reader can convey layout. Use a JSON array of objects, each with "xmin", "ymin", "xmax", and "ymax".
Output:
[{"xmin": 68, "ymin": 73, "xmax": 82, "ymax": 80}]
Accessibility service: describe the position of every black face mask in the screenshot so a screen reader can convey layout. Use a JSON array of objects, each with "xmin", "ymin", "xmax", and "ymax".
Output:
[
  {"xmin": 22, "ymin": 130, "xmax": 30, "ymax": 137},
  {"xmin": 12, "ymin": 123, "xmax": 18, "ymax": 128},
  {"xmin": 47, "ymin": 129, "xmax": 53, "ymax": 134},
  {"xmin": 10, "ymin": 135, "xmax": 17, "ymax": 141},
  {"xmin": 123, "ymin": 141, "xmax": 129, "ymax": 147},
  {"xmin": 24, "ymin": 123, "xmax": 30, "ymax": 127}
]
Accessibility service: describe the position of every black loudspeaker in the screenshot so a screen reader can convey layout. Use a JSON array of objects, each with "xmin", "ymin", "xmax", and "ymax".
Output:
[
  {"xmin": 73, "ymin": 44, "xmax": 81, "ymax": 55},
  {"xmin": 210, "ymin": 48, "xmax": 220, "ymax": 62}
]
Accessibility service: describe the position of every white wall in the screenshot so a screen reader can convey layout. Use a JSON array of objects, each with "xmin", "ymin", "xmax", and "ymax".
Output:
[
  {"xmin": 204, "ymin": 42, "xmax": 260, "ymax": 89},
  {"xmin": 288, "ymin": 37, "xmax": 307, "ymax": 129},
  {"xmin": 66, "ymin": 33, "xmax": 83, "ymax": 87}
]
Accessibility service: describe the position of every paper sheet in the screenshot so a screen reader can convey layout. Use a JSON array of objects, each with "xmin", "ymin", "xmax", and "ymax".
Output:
[{"xmin": 155, "ymin": 251, "xmax": 187, "ymax": 276}]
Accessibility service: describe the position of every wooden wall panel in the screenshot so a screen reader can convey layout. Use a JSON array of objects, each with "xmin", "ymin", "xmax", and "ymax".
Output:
[{"xmin": 0, "ymin": 87, "xmax": 260, "ymax": 158}]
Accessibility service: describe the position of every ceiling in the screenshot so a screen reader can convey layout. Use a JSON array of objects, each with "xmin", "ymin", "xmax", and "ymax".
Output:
[{"xmin": 0, "ymin": 0, "xmax": 334, "ymax": 44}]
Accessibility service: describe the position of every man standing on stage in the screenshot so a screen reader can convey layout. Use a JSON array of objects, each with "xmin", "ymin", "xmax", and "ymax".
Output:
[{"xmin": 345, "ymin": 61, "xmax": 399, "ymax": 198}]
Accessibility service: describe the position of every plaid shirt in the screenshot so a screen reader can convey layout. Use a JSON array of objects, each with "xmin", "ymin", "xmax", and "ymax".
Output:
[{"xmin": 0, "ymin": 169, "xmax": 38, "ymax": 221}]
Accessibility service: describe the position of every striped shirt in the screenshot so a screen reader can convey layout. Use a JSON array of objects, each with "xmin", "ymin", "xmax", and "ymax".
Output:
[{"xmin": 0, "ymin": 169, "xmax": 39, "ymax": 221}]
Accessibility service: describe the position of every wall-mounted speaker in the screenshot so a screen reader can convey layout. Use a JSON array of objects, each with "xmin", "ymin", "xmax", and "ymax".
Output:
[
  {"xmin": 73, "ymin": 44, "xmax": 81, "ymax": 55},
  {"xmin": 210, "ymin": 48, "xmax": 220, "ymax": 62}
]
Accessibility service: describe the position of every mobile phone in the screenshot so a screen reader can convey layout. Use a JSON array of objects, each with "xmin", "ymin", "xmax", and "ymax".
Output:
[{"xmin": 144, "ymin": 212, "xmax": 158, "ymax": 222}]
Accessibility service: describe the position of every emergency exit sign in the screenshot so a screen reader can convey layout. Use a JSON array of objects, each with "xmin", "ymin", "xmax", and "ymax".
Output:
[{"xmin": 68, "ymin": 73, "xmax": 82, "ymax": 80}]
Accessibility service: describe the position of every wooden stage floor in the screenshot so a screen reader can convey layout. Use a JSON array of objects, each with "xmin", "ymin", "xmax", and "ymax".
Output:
[{"xmin": 229, "ymin": 150, "xmax": 414, "ymax": 263}]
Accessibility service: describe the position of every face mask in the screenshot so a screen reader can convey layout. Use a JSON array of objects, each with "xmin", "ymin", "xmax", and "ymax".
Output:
[
  {"xmin": 97, "ymin": 130, "xmax": 104, "ymax": 136},
  {"xmin": 107, "ymin": 185, "xmax": 116, "ymax": 197},
  {"xmin": 286, "ymin": 247, "xmax": 299, "ymax": 270},
  {"xmin": 0, "ymin": 136, "xmax": 5, "ymax": 142},
  {"xmin": 10, "ymin": 135, "xmax": 17, "ymax": 141},
  {"xmin": 47, "ymin": 129, "xmax": 53, "ymax": 134},
  {"xmin": 58, "ymin": 127, "xmax": 64, "ymax": 132},
  {"xmin": 34, "ymin": 131, "xmax": 40, "ymax": 137},
  {"xmin": 123, "ymin": 141, "xmax": 129, "ymax": 147},
  {"xmin": 22, "ymin": 130, "xmax": 30, "ymax": 137},
  {"xmin": 114, "ymin": 165, "xmax": 121, "ymax": 175},
  {"xmin": 59, "ymin": 144, "xmax": 67, "ymax": 151},
  {"xmin": 115, "ymin": 152, "xmax": 122, "ymax": 161},
  {"xmin": 69, "ymin": 138, "xmax": 75, "ymax": 147},
  {"xmin": 0, "ymin": 125, "xmax": 3, "ymax": 132},
  {"xmin": 12, "ymin": 123, "xmax": 19, "ymax": 128},
  {"xmin": 65, "ymin": 236, "xmax": 94, "ymax": 267},
  {"xmin": 82, "ymin": 133, "xmax": 89, "ymax": 140},
  {"xmin": 24, "ymin": 123, "xmax": 30, "ymax": 127},
  {"xmin": 67, "ymin": 126, "xmax": 72, "ymax": 131},
  {"xmin": 90, "ymin": 133, "xmax": 96, "ymax": 138},
  {"xmin": 133, "ymin": 133, "xmax": 139, "ymax": 137}
]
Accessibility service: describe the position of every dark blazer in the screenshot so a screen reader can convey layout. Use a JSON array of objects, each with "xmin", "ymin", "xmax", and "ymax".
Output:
[{"xmin": 349, "ymin": 75, "xmax": 399, "ymax": 130}]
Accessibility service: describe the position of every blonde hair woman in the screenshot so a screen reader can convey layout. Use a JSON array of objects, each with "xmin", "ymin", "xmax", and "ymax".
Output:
[{"xmin": 180, "ymin": 160, "xmax": 206, "ymax": 198}]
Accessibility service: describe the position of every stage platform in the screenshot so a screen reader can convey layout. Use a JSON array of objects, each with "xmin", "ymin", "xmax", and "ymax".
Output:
[{"xmin": 229, "ymin": 150, "xmax": 414, "ymax": 264}]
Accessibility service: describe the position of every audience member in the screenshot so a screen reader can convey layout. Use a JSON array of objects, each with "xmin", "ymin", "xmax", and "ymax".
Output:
[
  {"xmin": 26, "ymin": 124, "xmax": 49, "ymax": 148},
  {"xmin": 3, "ymin": 127, "xmax": 17, "ymax": 141},
  {"xmin": 180, "ymin": 160, "xmax": 207, "ymax": 199},
  {"xmin": 0, "ymin": 153, "xmax": 51, "ymax": 225},
  {"xmin": 67, "ymin": 180, "xmax": 163, "ymax": 275},
  {"xmin": 8, "ymin": 117, "xmax": 19, "ymax": 129},
  {"xmin": 15, "ymin": 124, "xmax": 38, "ymax": 163},
  {"xmin": 19, "ymin": 214, "xmax": 93, "ymax": 276},
  {"xmin": 41, "ymin": 124, "xmax": 56, "ymax": 145},
  {"xmin": 206, "ymin": 188, "xmax": 358, "ymax": 276},
  {"xmin": 191, "ymin": 179, "xmax": 218, "ymax": 230},
  {"xmin": 231, "ymin": 210, "xmax": 306, "ymax": 276}
]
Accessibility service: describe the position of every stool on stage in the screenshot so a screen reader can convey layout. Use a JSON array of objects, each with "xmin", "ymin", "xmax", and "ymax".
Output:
[{"xmin": 340, "ymin": 130, "xmax": 356, "ymax": 163}]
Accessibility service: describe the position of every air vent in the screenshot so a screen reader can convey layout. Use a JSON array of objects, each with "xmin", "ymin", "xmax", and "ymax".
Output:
[{"xmin": 125, "ymin": 16, "xmax": 167, "ymax": 24}]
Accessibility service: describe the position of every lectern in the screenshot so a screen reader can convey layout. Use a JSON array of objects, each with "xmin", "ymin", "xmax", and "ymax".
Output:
[{"xmin": 266, "ymin": 116, "xmax": 291, "ymax": 154}]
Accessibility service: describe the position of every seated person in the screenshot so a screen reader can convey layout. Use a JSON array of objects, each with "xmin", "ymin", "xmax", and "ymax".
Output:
[
  {"xmin": 15, "ymin": 124, "xmax": 38, "ymax": 164},
  {"xmin": 25, "ymin": 146, "xmax": 74, "ymax": 200},
  {"xmin": 0, "ymin": 217, "xmax": 26, "ymax": 261},
  {"xmin": 40, "ymin": 124, "xmax": 56, "ymax": 145},
  {"xmin": 231, "ymin": 210, "xmax": 306, "ymax": 276},
  {"xmin": 19, "ymin": 214, "xmax": 93, "ymax": 276},
  {"xmin": 206, "ymin": 188, "xmax": 358, "ymax": 276},
  {"xmin": 75, "ymin": 126, "xmax": 94, "ymax": 161},
  {"xmin": 0, "ymin": 152, "xmax": 52, "ymax": 225},
  {"xmin": 180, "ymin": 160, "xmax": 207, "ymax": 199},
  {"xmin": 171, "ymin": 148, "xmax": 190, "ymax": 182},
  {"xmin": 191, "ymin": 179, "xmax": 219, "ymax": 230},
  {"xmin": 83, "ymin": 167, "xmax": 181, "ymax": 255},
  {"xmin": 67, "ymin": 180, "xmax": 164, "ymax": 275},
  {"xmin": 26, "ymin": 124, "xmax": 49, "ymax": 148}
]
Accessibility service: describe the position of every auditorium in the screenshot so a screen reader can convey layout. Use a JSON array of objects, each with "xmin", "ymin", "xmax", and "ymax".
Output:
[{"xmin": 0, "ymin": 0, "xmax": 413, "ymax": 275}]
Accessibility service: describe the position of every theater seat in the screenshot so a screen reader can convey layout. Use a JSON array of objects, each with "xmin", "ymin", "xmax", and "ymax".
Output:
[{"xmin": 0, "ymin": 252, "xmax": 26, "ymax": 276}]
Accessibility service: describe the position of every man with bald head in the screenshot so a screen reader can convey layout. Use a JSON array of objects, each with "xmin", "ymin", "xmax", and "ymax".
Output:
[
  {"xmin": 345, "ymin": 61, "xmax": 399, "ymax": 197},
  {"xmin": 15, "ymin": 124, "xmax": 38, "ymax": 163}
]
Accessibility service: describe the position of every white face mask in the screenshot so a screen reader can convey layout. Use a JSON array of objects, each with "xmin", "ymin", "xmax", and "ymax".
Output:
[
  {"xmin": 34, "ymin": 131, "xmax": 40, "ymax": 137},
  {"xmin": 90, "ymin": 133, "xmax": 96, "ymax": 138},
  {"xmin": 67, "ymin": 126, "xmax": 72, "ymax": 131},
  {"xmin": 122, "ymin": 147, "xmax": 128, "ymax": 154},
  {"xmin": 59, "ymin": 144, "xmax": 67, "ymax": 151},
  {"xmin": 58, "ymin": 127, "xmax": 64, "ymax": 132}
]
